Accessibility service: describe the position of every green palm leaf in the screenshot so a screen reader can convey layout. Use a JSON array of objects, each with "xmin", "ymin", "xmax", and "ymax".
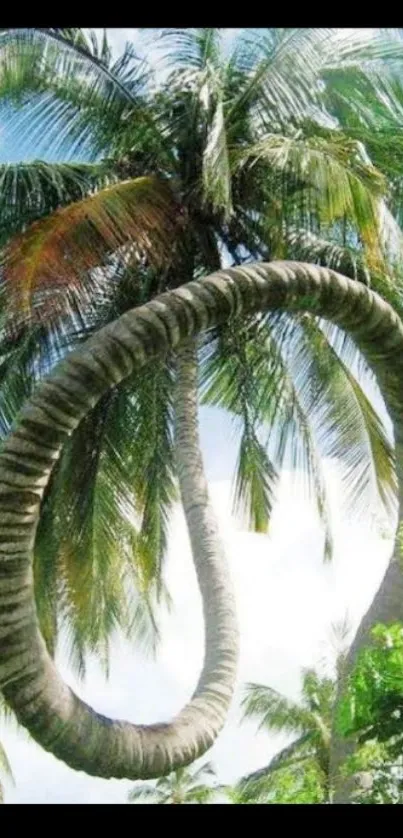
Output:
[
  {"xmin": 127, "ymin": 361, "xmax": 177, "ymax": 591},
  {"xmin": 127, "ymin": 783, "xmax": 159, "ymax": 803},
  {"xmin": 233, "ymin": 431, "xmax": 277, "ymax": 534},
  {"xmin": 200, "ymin": 324, "xmax": 279, "ymax": 534},
  {"xmin": 242, "ymin": 682, "xmax": 317, "ymax": 735},
  {"xmin": 202, "ymin": 69, "xmax": 232, "ymax": 218},
  {"xmin": 235, "ymin": 735, "xmax": 316, "ymax": 802},
  {"xmin": 227, "ymin": 29, "xmax": 334, "ymax": 127},
  {"xmin": 0, "ymin": 28, "xmax": 153, "ymax": 159},
  {"xmin": 0, "ymin": 160, "xmax": 118, "ymax": 244},
  {"xmin": 286, "ymin": 227, "xmax": 371, "ymax": 284},
  {"xmin": 149, "ymin": 29, "xmax": 222, "ymax": 72},
  {"xmin": 238, "ymin": 663, "xmax": 335, "ymax": 803},
  {"xmin": 234, "ymin": 754, "xmax": 325, "ymax": 804},
  {"xmin": 294, "ymin": 316, "xmax": 397, "ymax": 518},
  {"xmin": 34, "ymin": 365, "xmax": 176, "ymax": 674},
  {"xmin": 238, "ymin": 132, "xmax": 386, "ymax": 268},
  {"xmin": 128, "ymin": 761, "xmax": 220, "ymax": 804}
]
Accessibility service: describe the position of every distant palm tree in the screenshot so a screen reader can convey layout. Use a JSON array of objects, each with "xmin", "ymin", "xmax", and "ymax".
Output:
[
  {"xmin": 128, "ymin": 762, "xmax": 224, "ymax": 804},
  {"xmin": 238, "ymin": 669, "xmax": 334, "ymax": 803},
  {"xmin": 236, "ymin": 621, "xmax": 351, "ymax": 804}
]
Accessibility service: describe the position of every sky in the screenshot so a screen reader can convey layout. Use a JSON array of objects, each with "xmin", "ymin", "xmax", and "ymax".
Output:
[{"xmin": 0, "ymin": 28, "xmax": 396, "ymax": 804}]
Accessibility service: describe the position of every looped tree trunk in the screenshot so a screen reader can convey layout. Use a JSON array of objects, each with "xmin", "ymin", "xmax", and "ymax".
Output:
[{"xmin": 0, "ymin": 261, "xmax": 403, "ymax": 781}]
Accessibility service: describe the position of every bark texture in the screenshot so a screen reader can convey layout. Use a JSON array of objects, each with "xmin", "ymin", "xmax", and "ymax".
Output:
[
  {"xmin": 0, "ymin": 261, "xmax": 402, "ymax": 780},
  {"xmin": 174, "ymin": 340, "xmax": 239, "ymax": 728}
]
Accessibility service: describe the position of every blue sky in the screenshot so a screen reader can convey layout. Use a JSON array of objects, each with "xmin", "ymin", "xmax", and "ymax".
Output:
[{"xmin": 0, "ymin": 28, "xmax": 395, "ymax": 804}]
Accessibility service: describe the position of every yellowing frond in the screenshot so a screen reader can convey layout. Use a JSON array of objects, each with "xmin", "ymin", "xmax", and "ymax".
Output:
[
  {"xmin": 238, "ymin": 133, "xmax": 387, "ymax": 271},
  {"xmin": 3, "ymin": 175, "xmax": 181, "ymax": 313}
]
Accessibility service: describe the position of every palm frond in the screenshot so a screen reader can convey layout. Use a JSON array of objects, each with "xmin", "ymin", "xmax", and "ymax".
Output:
[
  {"xmin": 0, "ymin": 259, "xmax": 177, "ymax": 669},
  {"xmin": 200, "ymin": 315, "xmax": 335, "ymax": 553},
  {"xmin": 228, "ymin": 28, "xmax": 398, "ymax": 129},
  {"xmin": 2, "ymin": 176, "xmax": 180, "ymax": 312},
  {"xmin": 241, "ymin": 682, "xmax": 315, "ymax": 735},
  {"xmin": 33, "ymin": 358, "xmax": 176, "ymax": 674},
  {"xmin": 237, "ymin": 132, "xmax": 386, "ymax": 269},
  {"xmin": 154, "ymin": 33, "xmax": 232, "ymax": 218},
  {"xmin": 202, "ymin": 71, "xmax": 232, "ymax": 218},
  {"xmin": 241, "ymin": 28, "xmax": 403, "ymax": 130},
  {"xmin": 257, "ymin": 318, "xmax": 335, "ymax": 559},
  {"xmin": 301, "ymin": 669, "xmax": 334, "ymax": 716},
  {"xmin": 237, "ymin": 734, "xmax": 314, "ymax": 800},
  {"xmin": 286, "ymin": 214, "xmax": 403, "ymax": 312},
  {"xmin": 227, "ymin": 28, "xmax": 335, "ymax": 128},
  {"xmin": 286, "ymin": 227, "xmax": 371, "ymax": 284},
  {"xmin": 295, "ymin": 316, "xmax": 397, "ymax": 519},
  {"xmin": 127, "ymin": 359, "xmax": 177, "ymax": 592},
  {"xmin": 43, "ymin": 29, "xmax": 113, "ymax": 67},
  {"xmin": 322, "ymin": 34, "xmax": 403, "ymax": 133},
  {"xmin": 149, "ymin": 29, "xmax": 222, "ymax": 72},
  {"xmin": 233, "ymin": 430, "xmax": 277, "ymax": 534},
  {"xmin": 234, "ymin": 753, "xmax": 325, "ymax": 804},
  {"xmin": 36, "ymin": 388, "xmax": 136, "ymax": 676},
  {"xmin": 202, "ymin": 298, "xmax": 395, "ymax": 561},
  {"xmin": 182, "ymin": 784, "xmax": 220, "ymax": 803},
  {"xmin": 0, "ymin": 28, "xmax": 153, "ymax": 159},
  {"xmin": 0, "ymin": 327, "xmax": 41, "ymax": 435},
  {"xmin": 0, "ymin": 159, "xmax": 118, "ymax": 245},
  {"xmin": 200, "ymin": 323, "xmax": 278, "ymax": 533},
  {"xmin": 127, "ymin": 783, "xmax": 159, "ymax": 803},
  {"xmin": 128, "ymin": 759, "xmax": 219, "ymax": 804}
]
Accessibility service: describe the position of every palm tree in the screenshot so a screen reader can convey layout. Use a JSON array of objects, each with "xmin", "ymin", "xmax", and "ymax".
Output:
[
  {"xmin": 1, "ymin": 262, "xmax": 403, "ymax": 780},
  {"xmin": 0, "ymin": 27, "xmax": 398, "ymax": 651},
  {"xmin": 234, "ymin": 621, "xmax": 351, "ymax": 804},
  {"xmin": 127, "ymin": 761, "xmax": 223, "ymax": 804},
  {"xmin": 238, "ymin": 671, "xmax": 334, "ymax": 803},
  {"xmin": 0, "ymin": 29, "xmax": 402, "ymax": 781}
]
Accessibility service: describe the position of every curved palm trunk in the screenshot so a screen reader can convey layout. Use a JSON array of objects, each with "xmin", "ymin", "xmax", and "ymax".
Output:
[
  {"xmin": 0, "ymin": 262, "xmax": 403, "ymax": 780},
  {"xmin": 174, "ymin": 339, "xmax": 239, "ymax": 726}
]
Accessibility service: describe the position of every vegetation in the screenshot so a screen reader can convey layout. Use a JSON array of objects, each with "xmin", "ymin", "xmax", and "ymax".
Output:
[
  {"xmin": 337, "ymin": 622, "xmax": 403, "ymax": 803},
  {"xmin": 0, "ymin": 28, "xmax": 400, "ymax": 670},
  {"xmin": 231, "ymin": 621, "xmax": 403, "ymax": 805},
  {"xmin": 232, "ymin": 761, "xmax": 326, "ymax": 804},
  {"xmin": 0, "ymin": 261, "xmax": 402, "ymax": 780},
  {"xmin": 231, "ymin": 623, "xmax": 349, "ymax": 803},
  {"xmin": 128, "ymin": 761, "xmax": 224, "ymax": 804},
  {"xmin": 236, "ymin": 669, "xmax": 334, "ymax": 803},
  {"xmin": 0, "ymin": 27, "xmax": 403, "ymax": 795}
]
